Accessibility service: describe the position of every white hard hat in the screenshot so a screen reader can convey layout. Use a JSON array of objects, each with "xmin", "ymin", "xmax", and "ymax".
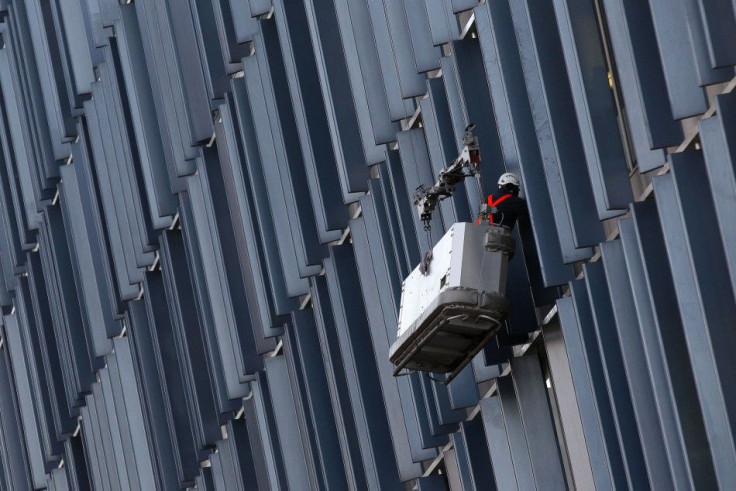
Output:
[{"xmin": 498, "ymin": 172, "xmax": 520, "ymax": 188}]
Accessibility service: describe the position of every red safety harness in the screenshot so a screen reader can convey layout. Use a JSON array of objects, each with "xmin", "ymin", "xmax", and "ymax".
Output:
[{"xmin": 476, "ymin": 193, "xmax": 512, "ymax": 225}]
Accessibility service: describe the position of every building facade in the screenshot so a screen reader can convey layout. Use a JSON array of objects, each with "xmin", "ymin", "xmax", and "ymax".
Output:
[{"xmin": 0, "ymin": 0, "xmax": 735, "ymax": 489}]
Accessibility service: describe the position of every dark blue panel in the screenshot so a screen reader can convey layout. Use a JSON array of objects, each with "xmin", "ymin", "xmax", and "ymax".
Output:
[
  {"xmin": 22, "ymin": 0, "xmax": 76, "ymax": 156},
  {"xmin": 416, "ymin": 474, "xmax": 448, "ymax": 490},
  {"xmin": 646, "ymin": 0, "xmax": 709, "ymax": 116},
  {"xmin": 424, "ymin": 0, "xmax": 458, "ymax": 46},
  {"xmin": 701, "ymin": 92, "xmax": 736, "ymax": 297},
  {"xmin": 263, "ymin": 355, "xmax": 312, "ymax": 489},
  {"xmin": 307, "ymin": 0, "xmax": 387, "ymax": 173},
  {"xmin": 629, "ymin": 199, "xmax": 716, "ymax": 487},
  {"xmin": 0, "ymin": 43, "xmax": 42, "ymax": 233},
  {"xmin": 181, "ymin": 155, "xmax": 252, "ymax": 401},
  {"xmin": 552, "ymin": 0, "xmax": 632, "ymax": 215},
  {"xmin": 226, "ymin": 418, "xmax": 261, "ymax": 490},
  {"xmin": 618, "ymin": 215, "xmax": 710, "ymax": 487},
  {"xmin": 163, "ymin": 0, "xmax": 214, "ymax": 142},
  {"xmin": 215, "ymin": 96, "xmax": 288, "ymax": 341},
  {"xmin": 234, "ymin": 58, "xmax": 313, "ymax": 295},
  {"xmin": 695, "ymin": 0, "xmax": 736, "ymax": 67},
  {"xmin": 563, "ymin": 282, "xmax": 628, "ymax": 490},
  {"xmin": 0, "ymin": 345, "xmax": 34, "ymax": 490},
  {"xmin": 13, "ymin": 277, "xmax": 64, "ymax": 461},
  {"xmin": 405, "ymin": 0, "xmax": 442, "ymax": 73},
  {"xmin": 3, "ymin": 5, "xmax": 61, "ymax": 188},
  {"xmin": 38, "ymin": 204, "xmax": 97, "ymax": 407},
  {"xmin": 59, "ymin": 162, "xmax": 117, "ymax": 354},
  {"xmin": 511, "ymin": 355, "xmax": 567, "ymax": 489},
  {"xmin": 114, "ymin": 5, "xmax": 177, "ymax": 225},
  {"xmin": 457, "ymin": 418, "xmax": 497, "ymax": 489},
  {"xmin": 125, "ymin": 298, "xmax": 181, "ymax": 489},
  {"xmin": 4, "ymin": 315, "xmax": 47, "ymax": 488},
  {"xmin": 271, "ymin": 0, "xmax": 348, "ymax": 240},
  {"xmin": 250, "ymin": 371, "xmax": 289, "ymax": 489},
  {"xmin": 351, "ymin": 198, "xmax": 437, "ymax": 469},
  {"xmin": 309, "ymin": 273, "xmax": 369, "ymax": 489},
  {"xmin": 133, "ymin": 0, "xmax": 198, "ymax": 178},
  {"xmin": 375, "ymin": 0, "xmax": 427, "ymax": 99},
  {"xmin": 599, "ymin": 0, "xmax": 683, "ymax": 155},
  {"xmin": 508, "ymin": 0, "xmax": 604, "ymax": 249},
  {"xmin": 229, "ymin": 0, "xmax": 259, "ymax": 43},
  {"xmin": 660, "ymin": 152, "xmax": 736, "ymax": 487},
  {"xmin": 158, "ymin": 228, "xmax": 222, "ymax": 450},
  {"xmin": 58, "ymin": 0, "xmax": 95, "ymax": 96},
  {"xmin": 600, "ymin": 238, "xmax": 679, "ymax": 487},
  {"xmin": 249, "ymin": 23, "xmax": 326, "ymax": 274},
  {"xmin": 285, "ymin": 312, "xmax": 349, "ymax": 490},
  {"xmin": 65, "ymin": 436, "xmax": 92, "ymax": 491},
  {"xmin": 583, "ymin": 260, "xmax": 649, "ymax": 488},
  {"xmin": 679, "ymin": 0, "xmax": 735, "ymax": 85},
  {"xmin": 495, "ymin": 377, "xmax": 540, "ymax": 489},
  {"xmin": 323, "ymin": 245, "xmax": 403, "ymax": 489},
  {"xmin": 25, "ymin": 250, "xmax": 75, "ymax": 436},
  {"xmin": 475, "ymin": 1, "xmax": 581, "ymax": 282}
]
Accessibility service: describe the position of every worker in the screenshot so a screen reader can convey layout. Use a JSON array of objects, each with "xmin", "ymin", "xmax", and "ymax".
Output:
[{"xmin": 484, "ymin": 172, "xmax": 528, "ymax": 230}]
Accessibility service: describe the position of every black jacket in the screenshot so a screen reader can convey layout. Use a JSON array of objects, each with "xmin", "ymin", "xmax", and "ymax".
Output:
[{"xmin": 489, "ymin": 192, "xmax": 528, "ymax": 230}]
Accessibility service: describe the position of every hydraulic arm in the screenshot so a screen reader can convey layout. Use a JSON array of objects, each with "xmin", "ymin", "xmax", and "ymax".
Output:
[{"xmin": 413, "ymin": 124, "xmax": 481, "ymax": 225}]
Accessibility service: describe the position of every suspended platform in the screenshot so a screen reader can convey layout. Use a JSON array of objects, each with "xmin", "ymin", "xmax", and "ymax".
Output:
[{"xmin": 389, "ymin": 223, "xmax": 515, "ymax": 383}]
